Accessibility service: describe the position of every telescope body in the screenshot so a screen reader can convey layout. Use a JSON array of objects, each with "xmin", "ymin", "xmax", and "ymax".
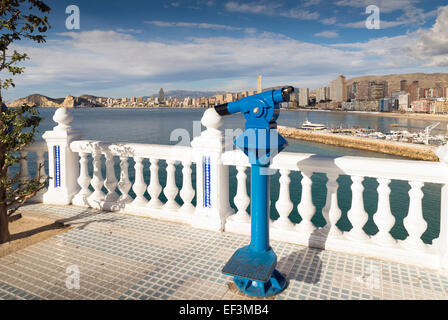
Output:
[{"xmin": 218, "ymin": 86, "xmax": 293, "ymax": 297}]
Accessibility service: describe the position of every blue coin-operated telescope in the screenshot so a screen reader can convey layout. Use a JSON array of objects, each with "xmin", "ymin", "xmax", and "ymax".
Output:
[{"xmin": 215, "ymin": 86, "xmax": 294, "ymax": 297}]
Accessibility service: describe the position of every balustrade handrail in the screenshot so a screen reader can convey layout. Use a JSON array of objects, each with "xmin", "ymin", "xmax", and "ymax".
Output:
[
  {"xmin": 70, "ymin": 140, "xmax": 194, "ymax": 162},
  {"xmin": 222, "ymin": 149, "xmax": 448, "ymax": 184},
  {"xmin": 23, "ymin": 140, "xmax": 47, "ymax": 153}
]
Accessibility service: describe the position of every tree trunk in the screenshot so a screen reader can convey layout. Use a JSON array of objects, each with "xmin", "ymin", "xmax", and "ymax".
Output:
[{"xmin": 0, "ymin": 202, "xmax": 10, "ymax": 244}]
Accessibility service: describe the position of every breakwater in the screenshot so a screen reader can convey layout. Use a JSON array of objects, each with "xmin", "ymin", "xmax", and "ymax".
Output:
[{"xmin": 278, "ymin": 126, "xmax": 439, "ymax": 161}]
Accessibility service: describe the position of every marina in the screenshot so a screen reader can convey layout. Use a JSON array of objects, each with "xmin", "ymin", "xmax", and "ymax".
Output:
[{"xmin": 299, "ymin": 120, "xmax": 448, "ymax": 146}]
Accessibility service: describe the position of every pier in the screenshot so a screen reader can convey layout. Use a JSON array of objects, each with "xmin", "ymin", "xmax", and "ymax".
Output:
[
  {"xmin": 278, "ymin": 126, "xmax": 439, "ymax": 161},
  {"xmin": 2, "ymin": 107, "xmax": 448, "ymax": 300}
]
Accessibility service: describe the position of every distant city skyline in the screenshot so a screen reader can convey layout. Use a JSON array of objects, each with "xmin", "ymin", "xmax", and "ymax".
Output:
[{"xmin": 3, "ymin": 0, "xmax": 448, "ymax": 102}]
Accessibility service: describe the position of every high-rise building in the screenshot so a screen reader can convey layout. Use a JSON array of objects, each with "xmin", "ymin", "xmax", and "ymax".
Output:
[
  {"xmin": 408, "ymin": 81, "xmax": 419, "ymax": 103},
  {"xmin": 398, "ymin": 93, "xmax": 411, "ymax": 111},
  {"xmin": 215, "ymin": 94, "xmax": 225, "ymax": 104},
  {"xmin": 368, "ymin": 81, "xmax": 388, "ymax": 100},
  {"xmin": 351, "ymin": 81, "xmax": 369, "ymax": 101},
  {"xmin": 316, "ymin": 87, "xmax": 329, "ymax": 102},
  {"xmin": 257, "ymin": 75, "xmax": 262, "ymax": 93},
  {"xmin": 400, "ymin": 80, "xmax": 408, "ymax": 92},
  {"xmin": 298, "ymin": 88, "xmax": 309, "ymax": 107},
  {"xmin": 158, "ymin": 88, "xmax": 165, "ymax": 102},
  {"xmin": 330, "ymin": 75, "xmax": 347, "ymax": 102},
  {"xmin": 225, "ymin": 93, "xmax": 234, "ymax": 103}
]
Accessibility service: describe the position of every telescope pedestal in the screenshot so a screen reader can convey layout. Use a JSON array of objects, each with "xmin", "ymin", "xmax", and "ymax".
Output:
[{"xmin": 222, "ymin": 161, "xmax": 287, "ymax": 297}]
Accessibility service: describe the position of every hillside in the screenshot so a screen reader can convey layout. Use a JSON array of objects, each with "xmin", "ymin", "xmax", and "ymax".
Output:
[
  {"xmin": 7, "ymin": 94, "xmax": 63, "ymax": 108},
  {"xmin": 7, "ymin": 94, "xmax": 102, "ymax": 108},
  {"xmin": 346, "ymin": 73, "xmax": 448, "ymax": 94}
]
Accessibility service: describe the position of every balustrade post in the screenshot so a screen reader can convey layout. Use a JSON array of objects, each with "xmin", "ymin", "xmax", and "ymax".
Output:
[
  {"xmin": 42, "ymin": 108, "xmax": 81, "ymax": 205},
  {"xmin": 118, "ymin": 156, "xmax": 133, "ymax": 204},
  {"xmin": 273, "ymin": 169, "xmax": 294, "ymax": 230},
  {"xmin": 30, "ymin": 148, "xmax": 48, "ymax": 203},
  {"xmin": 131, "ymin": 157, "xmax": 148, "ymax": 207},
  {"xmin": 296, "ymin": 170, "xmax": 316, "ymax": 235},
  {"xmin": 147, "ymin": 158, "xmax": 162, "ymax": 209},
  {"xmin": 72, "ymin": 152, "xmax": 92, "ymax": 207},
  {"xmin": 191, "ymin": 108, "xmax": 234, "ymax": 231},
  {"xmin": 322, "ymin": 173, "xmax": 343, "ymax": 237},
  {"xmin": 87, "ymin": 145, "xmax": 106, "ymax": 208},
  {"xmin": 19, "ymin": 151, "xmax": 30, "ymax": 182},
  {"xmin": 103, "ymin": 151, "xmax": 119, "ymax": 207},
  {"xmin": 403, "ymin": 181, "xmax": 427, "ymax": 250},
  {"xmin": 372, "ymin": 178, "xmax": 397, "ymax": 246},
  {"xmin": 179, "ymin": 160, "xmax": 195, "ymax": 214},
  {"xmin": 347, "ymin": 175, "xmax": 369, "ymax": 241}
]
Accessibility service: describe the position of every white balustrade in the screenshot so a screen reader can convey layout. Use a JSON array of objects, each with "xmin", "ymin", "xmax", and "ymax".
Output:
[
  {"xmin": 222, "ymin": 148, "xmax": 448, "ymax": 271},
  {"xmin": 25, "ymin": 108, "xmax": 448, "ymax": 272},
  {"xmin": 21, "ymin": 141, "xmax": 48, "ymax": 203}
]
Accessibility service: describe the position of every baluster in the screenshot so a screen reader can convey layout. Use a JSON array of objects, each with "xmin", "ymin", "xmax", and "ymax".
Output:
[
  {"xmin": 322, "ymin": 173, "xmax": 343, "ymax": 237},
  {"xmin": 72, "ymin": 152, "xmax": 92, "ymax": 206},
  {"xmin": 104, "ymin": 151, "xmax": 119, "ymax": 203},
  {"xmin": 147, "ymin": 158, "xmax": 162, "ymax": 209},
  {"xmin": 347, "ymin": 175, "xmax": 369, "ymax": 240},
  {"xmin": 117, "ymin": 156, "xmax": 132, "ymax": 204},
  {"xmin": 229, "ymin": 166, "xmax": 250, "ymax": 223},
  {"xmin": 35, "ymin": 150, "xmax": 47, "ymax": 184},
  {"xmin": 179, "ymin": 161, "xmax": 195, "ymax": 214},
  {"xmin": 373, "ymin": 178, "xmax": 397, "ymax": 246},
  {"xmin": 88, "ymin": 149, "xmax": 105, "ymax": 205},
  {"xmin": 273, "ymin": 169, "xmax": 294, "ymax": 230},
  {"xmin": 19, "ymin": 151, "xmax": 30, "ymax": 182},
  {"xmin": 33, "ymin": 149, "xmax": 48, "ymax": 202},
  {"xmin": 296, "ymin": 170, "xmax": 316, "ymax": 234},
  {"xmin": 163, "ymin": 160, "xmax": 180, "ymax": 210},
  {"xmin": 403, "ymin": 181, "xmax": 427, "ymax": 249},
  {"xmin": 131, "ymin": 157, "xmax": 148, "ymax": 206}
]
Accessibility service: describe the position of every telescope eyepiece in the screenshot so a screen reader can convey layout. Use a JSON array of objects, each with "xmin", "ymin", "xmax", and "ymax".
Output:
[
  {"xmin": 281, "ymin": 86, "xmax": 294, "ymax": 102},
  {"xmin": 214, "ymin": 103, "xmax": 230, "ymax": 116}
]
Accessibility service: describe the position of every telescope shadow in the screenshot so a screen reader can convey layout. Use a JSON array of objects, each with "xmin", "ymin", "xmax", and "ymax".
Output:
[{"xmin": 277, "ymin": 154, "xmax": 347, "ymax": 286}]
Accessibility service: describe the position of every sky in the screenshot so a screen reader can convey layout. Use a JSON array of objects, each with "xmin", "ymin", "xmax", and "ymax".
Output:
[{"xmin": 2, "ymin": 0, "xmax": 448, "ymax": 101}]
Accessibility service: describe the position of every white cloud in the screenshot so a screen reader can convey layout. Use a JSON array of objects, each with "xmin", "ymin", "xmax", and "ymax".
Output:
[
  {"xmin": 338, "ymin": 0, "xmax": 437, "ymax": 29},
  {"xmin": 407, "ymin": 6, "xmax": 448, "ymax": 66},
  {"xmin": 335, "ymin": 0, "xmax": 420, "ymax": 13},
  {"xmin": 322, "ymin": 17, "xmax": 337, "ymax": 25},
  {"xmin": 225, "ymin": 1, "xmax": 319, "ymax": 20},
  {"xmin": 314, "ymin": 31, "xmax": 339, "ymax": 38},
  {"xmin": 6, "ymin": 7, "xmax": 448, "ymax": 99},
  {"xmin": 145, "ymin": 20, "xmax": 242, "ymax": 31}
]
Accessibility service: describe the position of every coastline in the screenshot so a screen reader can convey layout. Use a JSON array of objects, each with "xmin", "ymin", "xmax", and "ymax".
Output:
[
  {"xmin": 36, "ymin": 105, "xmax": 448, "ymax": 122},
  {"xmin": 287, "ymin": 108, "xmax": 448, "ymax": 122},
  {"xmin": 278, "ymin": 125, "xmax": 439, "ymax": 162}
]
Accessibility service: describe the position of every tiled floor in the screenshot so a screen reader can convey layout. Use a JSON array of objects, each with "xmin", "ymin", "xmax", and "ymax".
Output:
[{"xmin": 0, "ymin": 203, "xmax": 447, "ymax": 300}]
